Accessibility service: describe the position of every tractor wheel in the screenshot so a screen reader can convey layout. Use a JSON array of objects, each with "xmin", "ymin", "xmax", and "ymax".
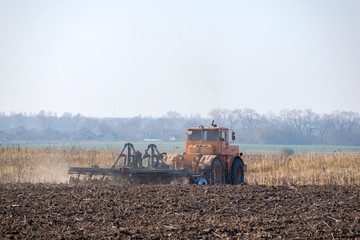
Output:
[
  {"xmin": 210, "ymin": 158, "xmax": 224, "ymax": 184},
  {"xmin": 231, "ymin": 158, "xmax": 244, "ymax": 185}
]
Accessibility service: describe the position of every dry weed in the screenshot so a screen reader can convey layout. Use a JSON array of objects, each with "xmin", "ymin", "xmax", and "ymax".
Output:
[{"xmin": 246, "ymin": 152, "xmax": 360, "ymax": 185}]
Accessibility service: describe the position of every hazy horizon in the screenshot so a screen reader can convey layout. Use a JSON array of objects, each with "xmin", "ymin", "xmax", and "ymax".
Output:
[
  {"xmin": 1, "ymin": 1, "xmax": 359, "ymax": 118},
  {"xmin": 1, "ymin": 107, "xmax": 360, "ymax": 119}
]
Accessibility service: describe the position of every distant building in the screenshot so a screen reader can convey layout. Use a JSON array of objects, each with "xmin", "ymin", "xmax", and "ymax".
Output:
[{"xmin": 143, "ymin": 138, "xmax": 162, "ymax": 142}]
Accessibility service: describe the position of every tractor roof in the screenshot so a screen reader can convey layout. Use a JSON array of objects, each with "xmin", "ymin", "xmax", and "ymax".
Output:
[{"xmin": 187, "ymin": 125, "xmax": 229, "ymax": 131}]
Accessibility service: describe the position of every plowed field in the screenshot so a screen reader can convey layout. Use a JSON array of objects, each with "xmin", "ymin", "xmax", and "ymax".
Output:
[{"xmin": 1, "ymin": 184, "xmax": 359, "ymax": 239}]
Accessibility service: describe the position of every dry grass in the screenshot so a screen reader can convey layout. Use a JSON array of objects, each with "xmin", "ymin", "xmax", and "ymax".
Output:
[
  {"xmin": 0, "ymin": 146, "xmax": 359, "ymax": 185},
  {"xmin": 246, "ymin": 152, "xmax": 360, "ymax": 185},
  {"xmin": 0, "ymin": 146, "xmax": 117, "ymax": 183}
]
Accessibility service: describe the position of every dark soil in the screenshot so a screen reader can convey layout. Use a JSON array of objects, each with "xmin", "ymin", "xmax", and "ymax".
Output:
[{"xmin": 1, "ymin": 184, "xmax": 359, "ymax": 239}]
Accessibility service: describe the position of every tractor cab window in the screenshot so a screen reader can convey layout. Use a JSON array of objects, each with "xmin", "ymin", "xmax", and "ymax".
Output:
[
  {"xmin": 204, "ymin": 129, "xmax": 219, "ymax": 141},
  {"xmin": 221, "ymin": 131, "xmax": 227, "ymax": 141},
  {"xmin": 187, "ymin": 130, "xmax": 202, "ymax": 141}
]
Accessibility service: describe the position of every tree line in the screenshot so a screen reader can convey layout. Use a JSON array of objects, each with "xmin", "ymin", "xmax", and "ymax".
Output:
[{"xmin": 0, "ymin": 109, "xmax": 359, "ymax": 146}]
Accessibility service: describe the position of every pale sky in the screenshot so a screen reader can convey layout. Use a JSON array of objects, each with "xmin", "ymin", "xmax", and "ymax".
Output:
[{"xmin": 1, "ymin": 0, "xmax": 359, "ymax": 118}]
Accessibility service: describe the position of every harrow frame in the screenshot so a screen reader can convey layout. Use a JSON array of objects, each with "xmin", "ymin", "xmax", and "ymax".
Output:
[{"xmin": 68, "ymin": 143, "xmax": 204, "ymax": 184}]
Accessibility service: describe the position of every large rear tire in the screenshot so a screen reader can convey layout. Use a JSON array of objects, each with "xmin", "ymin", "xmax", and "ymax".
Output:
[
  {"xmin": 210, "ymin": 158, "xmax": 224, "ymax": 184},
  {"xmin": 231, "ymin": 158, "xmax": 244, "ymax": 185}
]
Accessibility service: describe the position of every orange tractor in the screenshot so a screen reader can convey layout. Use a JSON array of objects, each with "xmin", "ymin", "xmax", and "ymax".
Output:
[
  {"xmin": 165, "ymin": 122, "xmax": 246, "ymax": 185},
  {"xmin": 68, "ymin": 122, "xmax": 246, "ymax": 185}
]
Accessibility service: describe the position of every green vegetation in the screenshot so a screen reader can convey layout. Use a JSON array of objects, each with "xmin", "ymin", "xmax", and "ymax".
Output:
[{"xmin": 238, "ymin": 144, "xmax": 360, "ymax": 153}]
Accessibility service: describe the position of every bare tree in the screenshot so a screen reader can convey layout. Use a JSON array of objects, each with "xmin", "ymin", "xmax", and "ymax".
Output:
[
  {"xmin": 304, "ymin": 109, "xmax": 318, "ymax": 138},
  {"xmin": 342, "ymin": 111, "xmax": 360, "ymax": 133},
  {"xmin": 279, "ymin": 109, "xmax": 307, "ymax": 134},
  {"xmin": 233, "ymin": 108, "xmax": 260, "ymax": 129},
  {"xmin": 279, "ymin": 109, "xmax": 296, "ymax": 129},
  {"xmin": 261, "ymin": 111, "xmax": 279, "ymax": 128},
  {"xmin": 37, "ymin": 110, "xmax": 54, "ymax": 129},
  {"xmin": 227, "ymin": 110, "xmax": 236, "ymax": 129},
  {"xmin": 165, "ymin": 111, "xmax": 182, "ymax": 119},
  {"xmin": 314, "ymin": 114, "xmax": 332, "ymax": 144},
  {"xmin": 61, "ymin": 112, "xmax": 83, "ymax": 132},
  {"xmin": 209, "ymin": 108, "xmax": 230, "ymax": 127},
  {"xmin": 330, "ymin": 111, "xmax": 360, "ymax": 134}
]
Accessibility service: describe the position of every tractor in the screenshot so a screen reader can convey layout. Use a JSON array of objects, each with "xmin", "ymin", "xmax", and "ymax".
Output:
[
  {"xmin": 165, "ymin": 122, "xmax": 246, "ymax": 185},
  {"xmin": 68, "ymin": 122, "xmax": 246, "ymax": 185}
]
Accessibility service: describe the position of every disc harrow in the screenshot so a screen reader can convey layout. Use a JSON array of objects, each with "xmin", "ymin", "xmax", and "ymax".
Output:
[{"xmin": 68, "ymin": 143, "xmax": 204, "ymax": 185}]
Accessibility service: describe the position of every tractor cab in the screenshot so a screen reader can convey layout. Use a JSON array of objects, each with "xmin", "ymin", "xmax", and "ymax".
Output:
[
  {"xmin": 185, "ymin": 124, "xmax": 238, "ymax": 156},
  {"xmin": 186, "ymin": 126, "xmax": 234, "ymax": 142}
]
